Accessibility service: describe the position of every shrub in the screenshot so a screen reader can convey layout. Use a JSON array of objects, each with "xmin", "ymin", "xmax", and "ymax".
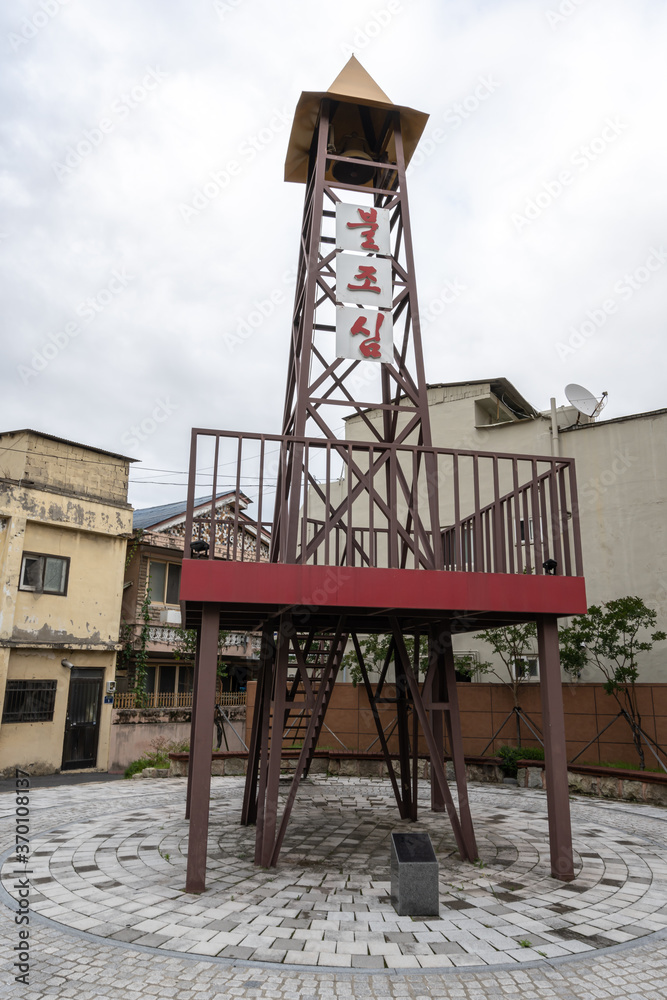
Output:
[
  {"xmin": 497, "ymin": 744, "xmax": 544, "ymax": 777},
  {"xmin": 123, "ymin": 737, "xmax": 191, "ymax": 778}
]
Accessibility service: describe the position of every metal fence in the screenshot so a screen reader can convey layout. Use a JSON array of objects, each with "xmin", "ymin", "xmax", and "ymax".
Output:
[{"xmin": 113, "ymin": 691, "xmax": 247, "ymax": 710}]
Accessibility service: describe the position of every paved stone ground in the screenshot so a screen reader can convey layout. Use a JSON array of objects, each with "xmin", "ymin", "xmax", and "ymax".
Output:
[{"xmin": 1, "ymin": 776, "xmax": 667, "ymax": 997}]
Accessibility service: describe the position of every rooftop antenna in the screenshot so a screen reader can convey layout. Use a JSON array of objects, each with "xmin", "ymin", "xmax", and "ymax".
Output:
[{"xmin": 564, "ymin": 383, "xmax": 608, "ymax": 423}]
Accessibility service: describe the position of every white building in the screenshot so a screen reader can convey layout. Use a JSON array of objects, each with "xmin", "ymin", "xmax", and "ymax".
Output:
[{"xmin": 346, "ymin": 379, "xmax": 667, "ymax": 683}]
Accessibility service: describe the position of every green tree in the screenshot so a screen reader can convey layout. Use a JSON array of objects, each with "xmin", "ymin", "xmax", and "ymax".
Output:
[
  {"xmin": 476, "ymin": 623, "xmax": 537, "ymax": 711},
  {"xmin": 341, "ymin": 633, "xmax": 482, "ymax": 686},
  {"xmin": 131, "ymin": 587, "xmax": 152, "ymax": 708},
  {"xmin": 559, "ymin": 596, "xmax": 666, "ymax": 770},
  {"xmin": 172, "ymin": 625, "xmax": 231, "ymax": 686}
]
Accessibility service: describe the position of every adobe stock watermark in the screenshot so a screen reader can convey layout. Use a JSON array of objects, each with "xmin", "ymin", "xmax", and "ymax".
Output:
[
  {"xmin": 7, "ymin": 0, "xmax": 71, "ymax": 53},
  {"xmin": 17, "ymin": 267, "xmax": 134, "ymax": 384},
  {"xmin": 545, "ymin": 0, "xmax": 589, "ymax": 29},
  {"xmin": 223, "ymin": 265, "xmax": 297, "ymax": 352},
  {"xmin": 340, "ymin": 1, "xmax": 403, "ymax": 56},
  {"xmin": 422, "ymin": 278, "xmax": 468, "ymax": 324},
  {"xmin": 52, "ymin": 67, "xmax": 168, "ymax": 181},
  {"xmin": 13, "ymin": 768, "xmax": 31, "ymax": 986},
  {"xmin": 555, "ymin": 247, "xmax": 667, "ymax": 360},
  {"xmin": 409, "ymin": 76, "xmax": 501, "ymax": 171},
  {"xmin": 213, "ymin": 0, "xmax": 246, "ymax": 18},
  {"xmin": 512, "ymin": 117, "xmax": 627, "ymax": 232},
  {"xmin": 179, "ymin": 108, "xmax": 293, "ymax": 223},
  {"xmin": 120, "ymin": 397, "xmax": 178, "ymax": 451},
  {"xmin": 578, "ymin": 449, "xmax": 637, "ymax": 507}
]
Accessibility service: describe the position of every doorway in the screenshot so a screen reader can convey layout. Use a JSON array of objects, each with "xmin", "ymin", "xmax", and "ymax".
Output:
[{"xmin": 62, "ymin": 668, "xmax": 104, "ymax": 770}]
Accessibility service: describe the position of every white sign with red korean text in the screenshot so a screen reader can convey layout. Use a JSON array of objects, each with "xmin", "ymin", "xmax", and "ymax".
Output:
[
  {"xmin": 335, "ymin": 305, "xmax": 393, "ymax": 363},
  {"xmin": 335, "ymin": 203, "xmax": 390, "ymax": 256},
  {"xmin": 336, "ymin": 253, "xmax": 392, "ymax": 309}
]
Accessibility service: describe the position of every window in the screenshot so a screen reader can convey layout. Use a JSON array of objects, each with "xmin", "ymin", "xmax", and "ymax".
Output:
[
  {"xmin": 19, "ymin": 553, "xmax": 69, "ymax": 595},
  {"xmin": 514, "ymin": 656, "xmax": 539, "ymax": 680},
  {"xmin": 144, "ymin": 666, "xmax": 156, "ymax": 696},
  {"xmin": 454, "ymin": 651, "xmax": 480, "ymax": 682},
  {"xmin": 2, "ymin": 680, "xmax": 57, "ymax": 722},
  {"xmin": 518, "ymin": 518, "xmax": 544, "ymax": 545},
  {"xmin": 148, "ymin": 561, "xmax": 181, "ymax": 604},
  {"xmin": 158, "ymin": 664, "xmax": 176, "ymax": 694},
  {"xmin": 519, "ymin": 518, "xmax": 534, "ymax": 543}
]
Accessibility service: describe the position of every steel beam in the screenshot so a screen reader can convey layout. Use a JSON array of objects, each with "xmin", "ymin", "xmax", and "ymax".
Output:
[
  {"xmin": 537, "ymin": 614, "xmax": 575, "ymax": 881},
  {"xmin": 185, "ymin": 603, "xmax": 220, "ymax": 894}
]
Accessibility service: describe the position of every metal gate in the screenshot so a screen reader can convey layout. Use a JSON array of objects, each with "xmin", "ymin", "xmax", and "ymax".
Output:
[{"xmin": 61, "ymin": 669, "xmax": 103, "ymax": 770}]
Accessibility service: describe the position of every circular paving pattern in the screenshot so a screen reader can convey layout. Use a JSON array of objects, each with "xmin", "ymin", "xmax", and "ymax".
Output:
[{"xmin": 3, "ymin": 776, "xmax": 667, "ymax": 972}]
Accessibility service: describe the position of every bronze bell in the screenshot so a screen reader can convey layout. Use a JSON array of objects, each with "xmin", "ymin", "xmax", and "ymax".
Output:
[{"xmin": 331, "ymin": 132, "xmax": 376, "ymax": 185}]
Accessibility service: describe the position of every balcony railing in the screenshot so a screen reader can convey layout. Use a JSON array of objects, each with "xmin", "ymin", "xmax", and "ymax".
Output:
[
  {"xmin": 184, "ymin": 429, "xmax": 583, "ymax": 577},
  {"xmin": 113, "ymin": 691, "xmax": 247, "ymax": 710},
  {"xmin": 123, "ymin": 625, "xmax": 263, "ymax": 655}
]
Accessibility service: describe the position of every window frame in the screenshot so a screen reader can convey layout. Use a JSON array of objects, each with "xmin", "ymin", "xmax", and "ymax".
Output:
[
  {"xmin": 148, "ymin": 560, "xmax": 182, "ymax": 606},
  {"xmin": 513, "ymin": 655, "xmax": 539, "ymax": 681},
  {"xmin": 2, "ymin": 679, "xmax": 58, "ymax": 723},
  {"xmin": 18, "ymin": 552, "xmax": 70, "ymax": 596}
]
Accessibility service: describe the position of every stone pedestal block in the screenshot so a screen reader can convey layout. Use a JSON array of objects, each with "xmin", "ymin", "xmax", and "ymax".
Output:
[{"xmin": 390, "ymin": 831, "xmax": 439, "ymax": 916}]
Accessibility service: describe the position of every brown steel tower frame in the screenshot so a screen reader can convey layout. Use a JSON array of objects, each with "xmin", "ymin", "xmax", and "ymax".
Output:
[{"xmin": 180, "ymin": 58, "xmax": 587, "ymax": 893}]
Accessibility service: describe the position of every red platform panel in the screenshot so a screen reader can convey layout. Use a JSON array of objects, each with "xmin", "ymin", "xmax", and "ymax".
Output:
[{"xmin": 181, "ymin": 560, "xmax": 587, "ymax": 617}]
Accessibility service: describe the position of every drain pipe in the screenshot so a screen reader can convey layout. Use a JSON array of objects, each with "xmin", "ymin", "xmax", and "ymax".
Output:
[{"xmin": 550, "ymin": 397, "xmax": 560, "ymax": 457}]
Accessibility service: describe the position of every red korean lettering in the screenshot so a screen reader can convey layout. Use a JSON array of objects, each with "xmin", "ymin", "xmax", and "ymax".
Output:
[
  {"xmin": 351, "ymin": 312, "xmax": 385, "ymax": 359},
  {"xmin": 346, "ymin": 207, "xmax": 379, "ymax": 251},
  {"xmin": 347, "ymin": 264, "xmax": 381, "ymax": 294}
]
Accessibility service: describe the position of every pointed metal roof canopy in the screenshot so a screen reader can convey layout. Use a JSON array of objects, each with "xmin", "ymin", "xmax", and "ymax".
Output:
[{"xmin": 284, "ymin": 55, "xmax": 429, "ymax": 183}]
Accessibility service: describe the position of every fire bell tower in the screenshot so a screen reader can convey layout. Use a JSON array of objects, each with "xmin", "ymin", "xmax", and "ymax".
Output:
[
  {"xmin": 180, "ymin": 58, "xmax": 587, "ymax": 892},
  {"xmin": 275, "ymin": 56, "xmax": 441, "ymax": 569}
]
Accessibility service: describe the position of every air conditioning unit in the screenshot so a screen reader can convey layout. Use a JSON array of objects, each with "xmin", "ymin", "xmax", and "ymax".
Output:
[
  {"xmin": 106, "ymin": 680, "xmax": 117, "ymax": 694},
  {"xmin": 159, "ymin": 609, "xmax": 182, "ymax": 626}
]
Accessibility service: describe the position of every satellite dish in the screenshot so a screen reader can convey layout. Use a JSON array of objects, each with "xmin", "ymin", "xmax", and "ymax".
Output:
[{"xmin": 565, "ymin": 383, "xmax": 608, "ymax": 419}]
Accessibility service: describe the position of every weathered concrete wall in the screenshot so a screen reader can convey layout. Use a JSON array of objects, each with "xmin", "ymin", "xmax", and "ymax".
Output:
[
  {"xmin": 0, "ymin": 648, "xmax": 116, "ymax": 778},
  {"xmin": 0, "ymin": 430, "xmax": 130, "ymax": 505},
  {"xmin": 0, "ymin": 430, "xmax": 132, "ymax": 776},
  {"xmin": 13, "ymin": 520, "xmax": 126, "ymax": 648},
  {"xmin": 108, "ymin": 705, "xmax": 246, "ymax": 772},
  {"xmin": 109, "ymin": 718, "xmax": 192, "ymax": 773}
]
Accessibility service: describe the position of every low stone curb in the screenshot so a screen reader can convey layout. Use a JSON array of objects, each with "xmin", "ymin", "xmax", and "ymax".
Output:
[{"xmin": 161, "ymin": 751, "xmax": 667, "ymax": 805}]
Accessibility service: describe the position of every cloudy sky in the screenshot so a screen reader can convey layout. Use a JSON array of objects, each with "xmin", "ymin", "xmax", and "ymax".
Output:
[{"xmin": 1, "ymin": 0, "xmax": 665, "ymax": 511}]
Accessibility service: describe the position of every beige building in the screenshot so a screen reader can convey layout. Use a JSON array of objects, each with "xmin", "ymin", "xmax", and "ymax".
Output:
[
  {"xmin": 345, "ymin": 379, "xmax": 667, "ymax": 683},
  {"xmin": 0, "ymin": 430, "xmax": 133, "ymax": 776}
]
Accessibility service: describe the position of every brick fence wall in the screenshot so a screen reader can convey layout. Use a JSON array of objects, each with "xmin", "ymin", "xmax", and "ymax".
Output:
[{"xmin": 245, "ymin": 682, "xmax": 667, "ymax": 768}]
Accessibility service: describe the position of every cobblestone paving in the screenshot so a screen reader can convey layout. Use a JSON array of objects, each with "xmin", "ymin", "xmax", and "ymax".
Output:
[{"xmin": 1, "ymin": 777, "xmax": 667, "ymax": 997}]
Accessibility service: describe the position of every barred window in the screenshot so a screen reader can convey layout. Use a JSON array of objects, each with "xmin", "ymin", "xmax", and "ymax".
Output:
[
  {"xmin": 19, "ymin": 553, "xmax": 70, "ymax": 596},
  {"xmin": 2, "ymin": 680, "xmax": 58, "ymax": 723}
]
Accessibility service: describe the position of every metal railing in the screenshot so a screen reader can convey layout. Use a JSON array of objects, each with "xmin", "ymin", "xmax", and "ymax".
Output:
[
  {"xmin": 183, "ymin": 429, "xmax": 583, "ymax": 577},
  {"xmin": 113, "ymin": 691, "xmax": 247, "ymax": 710}
]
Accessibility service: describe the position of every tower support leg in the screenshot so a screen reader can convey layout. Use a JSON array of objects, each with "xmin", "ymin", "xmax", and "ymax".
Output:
[
  {"xmin": 185, "ymin": 627, "xmax": 201, "ymax": 820},
  {"xmin": 185, "ymin": 603, "xmax": 220, "ymax": 894},
  {"xmin": 537, "ymin": 614, "xmax": 575, "ymax": 881},
  {"xmin": 441, "ymin": 629, "xmax": 477, "ymax": 859},
  {"xmin": 256, "ymin": 616, "xmax": 290, "ymax": 867},
  {"xmin": 428, "ymin": 629, "xmax": 445, "ymax": 813},
  {"xmin": 241, "ymin": 626, "xmax": 274, "ymax": 826},
  {"xmin": 391, "ymin": 620, "xmax": 474, "ymax": 860},
  {"xmin": 395, "ymin": 649, "xmax": 413, "ymax": 820}
]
